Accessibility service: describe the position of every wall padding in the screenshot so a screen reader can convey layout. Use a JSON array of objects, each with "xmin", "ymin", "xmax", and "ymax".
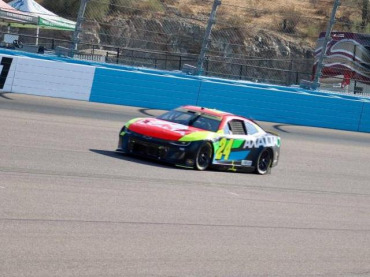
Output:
[
  {"xmin": 197, "ymin": 81, "xmax": 364, "ymax": 132},
  {"xmin": 11, "ymin": 56, "xmax": 95, "ymax": 101},
  {"xmin": 359, "ymin": 102, "xmax": 370, "ymax": 132},
  {"xmin": 90, "ymin": 68, "xmax": 201, "ymax": 110}
]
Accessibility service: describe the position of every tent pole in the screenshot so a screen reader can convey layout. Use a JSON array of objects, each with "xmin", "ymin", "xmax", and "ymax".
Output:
[{"xmin": 36, "ymin": 27, "xmax": 39, "ymax": 45}]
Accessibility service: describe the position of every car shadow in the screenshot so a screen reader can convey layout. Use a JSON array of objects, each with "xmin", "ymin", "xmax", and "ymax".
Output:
[
  {"xmin": 89, "ymin": 149, "xmax": 183, "ymax": 170},
  {"xmin": 89, "ymin": 149, "xmax": 253, "ymax": 175}
]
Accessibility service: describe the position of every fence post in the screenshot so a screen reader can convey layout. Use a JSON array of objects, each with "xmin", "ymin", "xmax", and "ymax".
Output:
[
  {"xmin": 205, "ymin": 56, "xmax": 209, "ymax": 76},
  {"xmin": 288, "ymin": 59, "xmax": 293, "ymax": 85},
  {"xmin": 116, "ymin": 48, "xmax": 120, "ymax": 64},
  {"xmin": 71, "ymin": 0, "xmax": 89, "ymax": 55},
  {"xmin": 353, "ymin": 44, "xmax": 357, "ymax": 93},
  {"xmin": 196, "ymin": 0, "xmax": 222, "ymax": 75},
  {"xmin": 296, "ymin": 71, "xmax": 299, "ymax": 84},
  {"xmin": 179, "ymin": 56, "xmax": 182, "ymax": 70},
  {"xmin": 312, "ymin": 0, "xmax": 341, "ymax": 89}
]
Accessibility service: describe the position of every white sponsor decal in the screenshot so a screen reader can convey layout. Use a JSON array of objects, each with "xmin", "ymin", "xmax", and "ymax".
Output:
[
  {"xmin": 242, "ymin": 136, "xmax": 281, "ymax": 149},
  {"xmin": 241, "ymin": 160, "xmax": 253, "ymax": 166}
]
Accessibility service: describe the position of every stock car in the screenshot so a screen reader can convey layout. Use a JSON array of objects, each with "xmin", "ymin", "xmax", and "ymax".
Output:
[{"xmin": 117, "ymin": 106, "xmax": 281, "ymax": 174}]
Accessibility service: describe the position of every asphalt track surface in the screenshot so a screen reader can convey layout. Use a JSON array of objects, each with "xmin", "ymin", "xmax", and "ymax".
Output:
[{"xmin": 1, "ymin": 93, "xmax": 370, "ymax": 277}]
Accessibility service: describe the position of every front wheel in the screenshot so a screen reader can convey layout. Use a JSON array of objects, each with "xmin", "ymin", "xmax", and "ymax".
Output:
[
  {"xmin": 195, "ymin": 142, "xmax": 213, "ymax": 171},
  {"xmin": 255, "ymin": 148, "xmax": 273, "ymax": 175}
]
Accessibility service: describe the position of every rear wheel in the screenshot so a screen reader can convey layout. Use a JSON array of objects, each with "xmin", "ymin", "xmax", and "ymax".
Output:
[
  {"xmin": 255, "ymin": 148, "xmax": 272, "ymax": 175},
  {"xmin": 195, "ymin": 142, "xmax": 213, "ymax": 171}
]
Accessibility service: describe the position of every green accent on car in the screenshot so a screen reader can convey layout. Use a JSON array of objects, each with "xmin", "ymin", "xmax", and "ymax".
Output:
[
  {"xmin": 125, "ymin": 118, "xmax": 142, "ymax": 128},
  {"xmin": 213, "ymin": 138, "xmax": 244, "ymax": 149},
  {"xmin": 212, "ymin": 138, "xmax": 245, "ymax": 160},
  {"xmin": 213, "ymin": 140, "xmax": 221, "ymax": 154},
  {"xmin": 232, "ymin": 139, "xmax": 244, "ymax": 148},
  {"xmin": 228, "ymin": 162, "xmax": 237, "ymax": 172},
  {"xmin": 120, "ymin": 131, "xmax": 126, "ymax": 136},
  {"xmin": 209, "ymin": 108, "xmax": 228, "ymax": 115},
  {"xmin": 179, "ymin": 131, "xmax": 219, "ymax": 142}
]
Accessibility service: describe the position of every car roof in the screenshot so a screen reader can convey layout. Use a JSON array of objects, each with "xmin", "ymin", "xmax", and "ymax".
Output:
[{"xmin": 181, "ymin": 105, "xmax": 232, "ymax": 118}]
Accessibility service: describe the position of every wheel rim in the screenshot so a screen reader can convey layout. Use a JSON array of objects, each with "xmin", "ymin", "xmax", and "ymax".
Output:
[
  {"xmin": 258, "ymin": 150, "xmax": 271, "ymax": 173},
  {"xmin": 197, "ymin": 144, "xmax": 211, "ymax": 169}
]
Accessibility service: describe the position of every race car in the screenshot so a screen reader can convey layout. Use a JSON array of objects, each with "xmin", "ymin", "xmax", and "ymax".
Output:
[{"xmin": 117, "ymin": 106, "xmax": 280, "ymax": 174}]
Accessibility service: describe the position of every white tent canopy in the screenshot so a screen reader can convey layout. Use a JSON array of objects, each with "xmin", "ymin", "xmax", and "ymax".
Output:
[
  {"xmin": 9, "ymin": 0, "xmax": 76, "ymax": 31},
  {"xmin": 0, "ymin": 0, "xmax": 37, "ymax": 24}
]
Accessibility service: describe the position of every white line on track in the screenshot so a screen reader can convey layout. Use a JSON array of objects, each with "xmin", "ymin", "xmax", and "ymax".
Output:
[{"xmin": 0, "ymin": 186, "xmax": 5, "ymax": 189}]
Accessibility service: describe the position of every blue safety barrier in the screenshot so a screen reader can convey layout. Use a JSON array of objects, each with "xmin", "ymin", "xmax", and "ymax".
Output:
[
  {"xmin": 1, "ymin": 48, "xmax": 368, "ymax": 133},
  {"xmin": 359, "ymin": 102, "xmax": 370, "ymax": 132},
  {"xmin": 89, "ymin": 66, "xmax": 367, "ymax": 132},
  {"xmin": 90, "ymin": 67, "xmax": 201, "ymax": 110},
  {"xmin": 197, "ymin": 80, "xmax": 365, "ymax": 131}
]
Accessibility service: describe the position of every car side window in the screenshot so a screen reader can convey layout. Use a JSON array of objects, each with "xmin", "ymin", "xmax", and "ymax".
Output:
[
  {"xmin": 228, "ymin": 120, "xmax": 247, "ymax": 135},
  {"xmin": 223, "ymin": 122, "xmax": 232, "ymax": 134},
  {"xmin": 244, "ymin": 121, "xmax": 259, "ymax": 135}
]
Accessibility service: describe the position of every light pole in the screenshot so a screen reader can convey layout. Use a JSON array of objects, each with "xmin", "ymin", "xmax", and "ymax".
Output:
[
  {"xmin": 196, "ymin": 0, "xmax": 222, "ymax": 75},
  {"xmin": 71, "ymin": 0, "xmax": 89, "ymax": 55},
  {"xmin": 312, "ymin": 0, "xmax": 341, "ymax": 90}
]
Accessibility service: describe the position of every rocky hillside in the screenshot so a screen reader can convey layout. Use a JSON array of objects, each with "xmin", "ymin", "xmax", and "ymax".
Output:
[{"xmin": 15, "ymin": 0, "xmax": 368, "ymax": 83}]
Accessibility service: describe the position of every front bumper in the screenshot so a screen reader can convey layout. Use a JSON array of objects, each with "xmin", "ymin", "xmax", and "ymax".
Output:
[{"xmin": 117, "ymin": 131, "xmax": 203, "ymax": 168}]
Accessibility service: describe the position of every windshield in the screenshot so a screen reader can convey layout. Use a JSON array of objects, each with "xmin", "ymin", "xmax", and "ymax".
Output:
[{"xmin": 157, "ymin": 109, "xmax": 221, "ymax": 132}]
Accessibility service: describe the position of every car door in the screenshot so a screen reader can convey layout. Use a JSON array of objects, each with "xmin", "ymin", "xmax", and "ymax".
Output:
[{"xmin": 212, "ymin": 118, "xmax": 256, "ymax": 166}]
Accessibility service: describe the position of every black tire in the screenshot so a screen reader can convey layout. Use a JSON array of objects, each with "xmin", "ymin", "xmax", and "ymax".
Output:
[
  {"xmin": 255, "ymin": 148, "xmax": 273, "ymax": 175},
  {"xmin": 195, "ymin": 142, "xmax": 213, "ymax": 171}
]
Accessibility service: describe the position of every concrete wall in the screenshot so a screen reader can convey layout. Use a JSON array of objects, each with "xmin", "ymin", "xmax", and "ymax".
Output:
[
  {"xmin": 197, "ymin": 80, "xmax": 365, "ymax": 132},
  {"xmin": 359, "ymin": 102, "xmax": 370, "ymax": 132},
  {"xmin": 1, "ymin": 49, "xmax": 369, "ymax": 133},
  {"xmin": 89, "ymin": 66, "xmax": 368, "ymax": 132},
  {"xmin": 90, "ymin": 67, "xmax": 200, "ymax": 110},
  {"xmin": 0, "ymin": 52, "xmax": 95, "ymax": 101}
]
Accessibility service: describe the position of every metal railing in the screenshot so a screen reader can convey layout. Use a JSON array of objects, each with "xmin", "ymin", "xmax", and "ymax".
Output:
[{"xmin": 1, "ymin": 0, "xmax": 368, "ymax": 96}]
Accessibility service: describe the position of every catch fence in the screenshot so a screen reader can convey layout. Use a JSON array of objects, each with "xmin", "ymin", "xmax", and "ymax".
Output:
[{"xmin": 0, "ymin": 0, "xmax": 368, "ymax": 95}]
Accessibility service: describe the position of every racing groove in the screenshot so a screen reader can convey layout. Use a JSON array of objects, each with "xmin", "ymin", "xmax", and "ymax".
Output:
[{"xmin": 1, "ymin": 93, "xmax": 370, "ymax": 276}]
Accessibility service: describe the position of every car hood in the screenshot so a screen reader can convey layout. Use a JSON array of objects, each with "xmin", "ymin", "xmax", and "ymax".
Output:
[{"xmin": 127, "ymin": 118, "xmax": 208, "ymax": 141}]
